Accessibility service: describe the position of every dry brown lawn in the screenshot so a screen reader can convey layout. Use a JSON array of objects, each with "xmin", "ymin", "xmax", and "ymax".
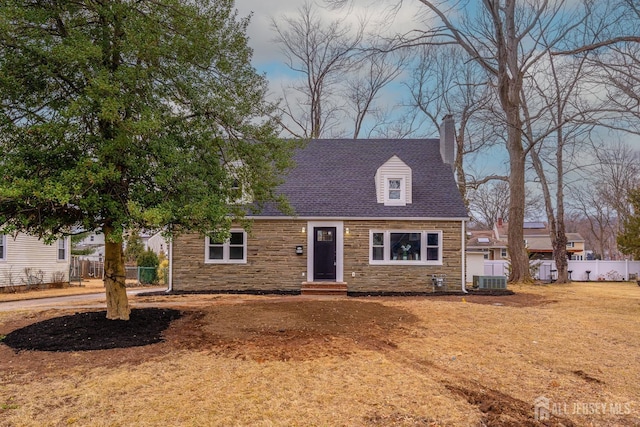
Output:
[{"xmin": 0, "ymin": 282, "xmax": 639, "ymax": 426}]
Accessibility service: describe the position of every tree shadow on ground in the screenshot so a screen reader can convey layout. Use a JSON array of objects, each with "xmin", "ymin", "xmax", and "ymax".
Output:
[{"xmin": 2, "ymin": 308, "xmax": 181, "ymax": 352}]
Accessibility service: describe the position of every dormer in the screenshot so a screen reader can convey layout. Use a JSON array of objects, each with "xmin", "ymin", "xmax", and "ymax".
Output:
[
  {"xmin": 226, "ymin": 160, "xmax": 252, "ymax": 204},
  {"xmin": 375, "ymin": 155, "xmax": 412, "ymax": 206}
]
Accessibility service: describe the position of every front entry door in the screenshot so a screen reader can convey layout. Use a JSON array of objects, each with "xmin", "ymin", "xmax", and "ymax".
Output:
[{"xmin": 313, "ymin": 227, "xmax": 336, "ymax": 281}]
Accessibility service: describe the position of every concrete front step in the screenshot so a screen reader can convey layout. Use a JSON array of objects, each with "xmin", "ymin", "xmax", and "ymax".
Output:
[{"xmin": 301, "ymin": 282, "xmax": 348, "ymax": 296}]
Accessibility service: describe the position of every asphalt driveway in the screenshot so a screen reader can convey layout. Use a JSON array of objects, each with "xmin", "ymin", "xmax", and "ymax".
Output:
[{"xmin": 0, "ymin": 287, "xmax": 166, "ymax": 311}]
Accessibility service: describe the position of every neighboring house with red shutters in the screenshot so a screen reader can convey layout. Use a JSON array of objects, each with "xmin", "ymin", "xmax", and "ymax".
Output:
[{"xmin": 170, "ymin": 116, "xmax": 470, "ymax": 295}]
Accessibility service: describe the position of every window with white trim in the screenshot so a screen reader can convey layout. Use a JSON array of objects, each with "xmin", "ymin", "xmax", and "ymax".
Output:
[
  {"xmin": 501, "ymin": 248, "xmax": 507, "ymax": 258},
  {"xmin": 226, "ymin": 161, "xmax": 252, "ymax": 204},
  {"xmin": 384, "ymin": 178, "xmax": 406, "ymax": 206},
  {"xmin": 57, "ymin": 238, "xmax": 67, "ymax": 261},
  {"xmin": 205, "ymin": 230, "xmax": 247, "ymax": 264},
  {"xmin": 0, "ymin": 234, "xmax": 5, "ymax": 261},
  {"xmin": 370, "ymin": 230, "xmax": 442, "ymax": 264}
]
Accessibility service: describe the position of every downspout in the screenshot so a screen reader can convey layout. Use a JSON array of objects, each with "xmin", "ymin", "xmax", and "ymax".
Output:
[
  {"xmin": 167, "ymin": 226, "xmax": 173, "ymax": 293},
  {"xmin": 461, "ymin": 220, "xmax": 468, "ymax": 293}
]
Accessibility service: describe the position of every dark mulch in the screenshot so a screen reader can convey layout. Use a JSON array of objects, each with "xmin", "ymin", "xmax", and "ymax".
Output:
[
  {"xmin": 2, "ymin": 308, "xmax": 182, "ymax": 352},
  {"xmin": 138, "ymin": 288, "xmax": 514, "ymax": 297},
  {"xmin": 137, "ymin": 289, "xmax": 301, "ymax": 297}
]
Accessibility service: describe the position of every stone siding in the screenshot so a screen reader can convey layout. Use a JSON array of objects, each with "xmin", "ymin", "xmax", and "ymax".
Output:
[
  {"xmin": 172, "ymin": 220, "xmax": 307, "ymax": 292},
  {"xmin": 172, "ymin": 219, "xmax": 464, "ymax": 292},
  {"xmin": 343, "ymin": 220, "xmax": 463, "ymax": 292}
]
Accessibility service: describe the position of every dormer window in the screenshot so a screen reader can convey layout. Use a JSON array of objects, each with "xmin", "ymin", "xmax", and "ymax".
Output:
[
  {"xmin": 226, "ymin": 161, "xmax": 252, "ymax": 204},
  {"xmin": 388, "ymin": 179, "xmax": 401, "ymax": 199},
  {"xmin": 375, "ymin": 155, "xmax": 412, "ymax": 206},
  {"xmin": 385, "ymin": 178, "xmax": 406, "ymax": 206},
  {"xmin": 230, "ymin": 178, "xmax": 242, "ymax": 201}
]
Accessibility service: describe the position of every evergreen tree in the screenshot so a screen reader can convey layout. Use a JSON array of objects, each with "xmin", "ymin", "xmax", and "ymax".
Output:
[
  {"xmin": 617, "ymin": 189, "xmax": 640, "ymax": 259},
  {"xmin": 0, "ymin": 0, "xmax": 293, "ymax": 319}
]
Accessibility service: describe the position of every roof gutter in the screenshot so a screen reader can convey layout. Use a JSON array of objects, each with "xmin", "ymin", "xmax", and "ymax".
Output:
[
  {"xmin": 245, "ymin": 215, "xmax": 471, "ymax": 221},
  {"xmin": 167, "ymin": 227, "xmax": 173, "ymax": 293}
]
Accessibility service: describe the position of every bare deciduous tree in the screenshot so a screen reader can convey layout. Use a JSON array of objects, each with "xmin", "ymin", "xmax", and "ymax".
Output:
[
  {"xmin": 272, "ymin": 1, "xmax": 364, "ymax": 138},
  {"xmin": 409, "ymin": 0, "xmax": 591, "ymax": 282},
  {"xmin": 521, "ymin": 46, "xmax": 598, "ymax": 282},
  {"xmin": 407, "ymin": 44, "xmax": 500, "ymax": 205},
  {"xmin": 467, "ymin": 181, "xmax": 544, "ymax": 230},
  {"xmin": 345, "ymin": 48, "xmax": 407, "ymax": 138},
  {"xmin": 468, "ymin": 181, "xmax": 510, "ymax": 229},
  {"xmin": 568, "ymin": 187, "xmax": 619, "ymax": 260},
  {"xmin": 594, "ymin": 140, "xmax": 640, "ymax": 232},
  {"xmin": 568, "ymin": 140, "xmax": 640, "ymax": 260}
]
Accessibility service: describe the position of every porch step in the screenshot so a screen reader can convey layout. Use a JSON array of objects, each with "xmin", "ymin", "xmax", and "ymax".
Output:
[{"xmin": 301, "ymin": 282, "xmax": 348, "ymax": 296}]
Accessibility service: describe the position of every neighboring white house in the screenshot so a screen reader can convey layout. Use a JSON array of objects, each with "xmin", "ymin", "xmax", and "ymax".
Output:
[
  {"xmin": 74, "ymin": 230, "xmax": 167, "ymax": 260},
  {"xmin": 0, "ymin": 233, "xmax": 71, "ymax": 287},
  {"xmin": 144, "ymin": 231, "xmax": 168, "ymax": 256},
  {"xmin": 74, "ymin": 231, "xmax": 106, "ymax": 258}
]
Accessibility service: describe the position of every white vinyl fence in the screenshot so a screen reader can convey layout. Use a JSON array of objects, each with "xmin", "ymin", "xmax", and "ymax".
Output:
[{"xmin": 484, "ymin": 260, "xmax": 640, "ymax": 281}]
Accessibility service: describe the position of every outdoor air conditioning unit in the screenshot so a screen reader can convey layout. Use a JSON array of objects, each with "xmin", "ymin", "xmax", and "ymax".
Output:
[{"xmin": 473, "ymin": 275, "xmax": 507, "ymax": 290}]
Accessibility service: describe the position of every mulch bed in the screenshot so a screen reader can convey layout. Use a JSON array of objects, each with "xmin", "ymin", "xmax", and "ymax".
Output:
[
  {"xmin": 138, "ymin": 288, "xmax": 514, "ymax": 297},
  {"xmin": 2, "ymin": 308, "xmax": 181, "ymax": 352}
]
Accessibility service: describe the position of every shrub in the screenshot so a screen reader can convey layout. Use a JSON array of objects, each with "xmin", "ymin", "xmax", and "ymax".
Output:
[
  {"xmin": 157, "ymin": 258, "xmax": 169, "ymax": 285},
  {"xmin": 137, "ymin": 250, "xmax": 159, "ymax": 284}
]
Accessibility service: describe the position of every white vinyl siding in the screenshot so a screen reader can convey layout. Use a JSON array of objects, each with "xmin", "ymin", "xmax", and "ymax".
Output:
[
  {"xmin": 0, "ymin": 234, "xmax": 70, "ymax": 286},
  {"xmin": 375, "ymin": 155, "xmax": 412, "ymax": 205}
]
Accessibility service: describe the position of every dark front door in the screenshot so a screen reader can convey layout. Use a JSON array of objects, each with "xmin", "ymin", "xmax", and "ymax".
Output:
[{"xmin": 314, "ymin": 227, "xmax": 336, "ymax": 281}]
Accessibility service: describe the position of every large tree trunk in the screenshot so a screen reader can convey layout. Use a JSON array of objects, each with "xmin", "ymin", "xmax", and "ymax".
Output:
[
  {"xmin": 529, "ymin": 145, "xmax": 570, "ymax": 283},
  {"xmin": 507, "ymin": 145, "xmax": 530, "ymax": 283},
  {"xmin": 499, "ymin": 0, "xmax": 530, "ymax": 283},
  {"xmin": 553, "ymin": 230, "xmax": 569, "ymax": 283},
  {"xmin": 553, "ymin": 131, "xmax": 569, "ymax": 283},
  {"xmin": 103, "ymin": 225, "xmax": 130, "ymax": 320}
]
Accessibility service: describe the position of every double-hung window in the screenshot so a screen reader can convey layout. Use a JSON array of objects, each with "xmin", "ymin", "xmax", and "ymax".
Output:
[
  {"xmin": 205, "ymin": 230, "xmax": 247, "ymax": 264},
  {"xmin": 384, "ymin": 177, "xmax": 406, "ymax": 206},
  {"xmin": 57, "ymin": 238, "xmax": 67, "ymax": 261},
  {"xmin": 370, "ymin": 230, "xmax": 442, "ymax": 265},
  {"xmin": 0, "ymin": 234, "xmax": 5, "ymax": 261}
]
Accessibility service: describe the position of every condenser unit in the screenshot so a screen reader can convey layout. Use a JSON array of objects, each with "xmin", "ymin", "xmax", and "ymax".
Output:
[{"xmin": 473, "ymin": 275, "xmax": 507, "ymax": 290}]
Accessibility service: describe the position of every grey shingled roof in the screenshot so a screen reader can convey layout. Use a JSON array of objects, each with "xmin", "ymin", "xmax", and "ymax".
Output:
[{"xmin": 257, "ymin": 139, "xmax": 469, "ymax": 219}]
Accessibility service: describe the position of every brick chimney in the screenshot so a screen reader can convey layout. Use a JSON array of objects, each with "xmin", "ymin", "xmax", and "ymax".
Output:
[{"xmin": 439, "ymin": 114, "xmax": 455, "ymax": 170}]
